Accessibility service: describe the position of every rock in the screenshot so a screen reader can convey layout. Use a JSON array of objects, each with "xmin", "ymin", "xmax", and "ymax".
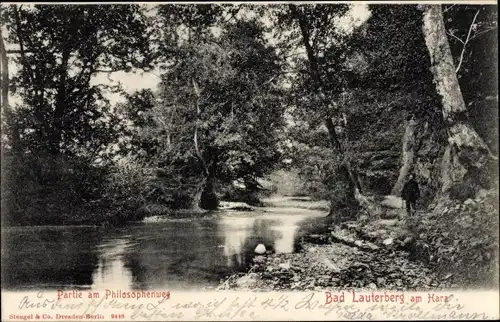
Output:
[
  {"xmin": 219, "ymin": 201, "xmax": 255, "ymax": 211},
  {"xmin": 321, "ymin": 258, "xmax": 341, "ymax": 273},
  {"xmin": 383, "ymin": 209, "xmax": 401, "ymax": 219},
  {"xmin": 255, "ymin": 244, "xmax": 266, "ymax": 254},
  {"xmin": 369, "ymin": 283, "xmax": 377, "ymax": 290},
  {"xmin": 253, "ymin": 256, "xmax": 266, "ymax": 264},
  {"xmin": 464, "ymin": 198, "xmax": 475, "ymax": 205},
  {"xmin": 352, "ymin": 262, "xmax": 370, "ymax": 269},
  {"xmin": 381, "ymin": 195, "xmax": 404, "ymax": 209},
  {"xmin": 383, "ymin": 238, "xmax": 394, "ymax": 246},
  {"xmin": 403, "ymin": 236, "xmax": 414, "ymax": 246},
  {"xmin": 307, "ymin": 247, "xmax": 317, "ymax": 253},
  {"xmin": 476, "ymin": 189, "xmax": 489, "ymax": 199},
  {"xmin": 376, "ymin": 219, "xmax": 398, "ymax": 227},
  {"xmin": 278, "ymin": 262, "xmax": 291, "ymax": 270},
  {"xmin": 354, "ymin": 240, "xmax": 363, "ymax": 247},
  {"xmin": 236, "ymin": 273, "xmax": 258, "ymax": 288}
]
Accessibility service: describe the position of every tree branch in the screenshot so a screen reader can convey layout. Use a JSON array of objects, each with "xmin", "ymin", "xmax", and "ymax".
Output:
[
  {"xmin": 13, "ymin": 6, "xmax": 35, "ymax": 84},
  {"xmin": 442, "ymin": 4, "xmax": 456, "ymax": 13},
  {"xmin": 469, "ymin": 25, "xmax": 498, "ymax": 41},
  {"xmin": 94, "ymin": 69, "xmax": 120, "ymax": 74},
  {"xmin": 5, "ymin": 49, "xmax": 36, "ymax": 54},
  {"xmin": 455, "ymin": 9, "xmax": 480, "ymax": 73},
  {"xmin": 192, "ymin": 78, "xmax": 208, "ymax": 176},
  {"xmin": 1, "ymin": 29, "xmax": 9, "ymax": 109},
  {"xmin": 446, "ymin": 30, "xmax": 465, "ymax": 44}
]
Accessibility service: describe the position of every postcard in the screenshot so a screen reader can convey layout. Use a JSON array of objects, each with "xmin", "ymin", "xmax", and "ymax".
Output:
[{"xmin": 1, "ymin": 1, "xmax": 498, "ymax": 321}]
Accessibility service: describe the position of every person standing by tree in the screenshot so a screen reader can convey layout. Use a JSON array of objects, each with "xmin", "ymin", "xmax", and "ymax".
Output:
[{"xmin": 402, "ymin": 173, "xmax": 420, "ymax": 216}]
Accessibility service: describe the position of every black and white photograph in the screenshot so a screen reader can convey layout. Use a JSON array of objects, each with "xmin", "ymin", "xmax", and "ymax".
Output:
[{"xmin": 1, "ymin": 1, "xmax": 499, "ymax": 320}]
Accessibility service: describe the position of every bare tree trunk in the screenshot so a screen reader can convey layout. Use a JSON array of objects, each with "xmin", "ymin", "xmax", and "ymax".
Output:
[
  {"xmin": 192, "ymin": 78, "xmax": 208, "ymax": 176},
  {"xmin": 191, "ymin": 78, "xmax": 219, "ymax": 210},
  {"xmin": 0, "ymin": 32, "xmax": 8, "ymax": 109},
  {"xmin": 191, "ymin": 177, "xmax": 206, "ymax": 211},
  {"xmin": 392, "ymin": 118, "xmax": 418, "ymax": 195},
  {"xmin": 49, "ymin": 47, "xmax": 71, "ymax": 155},
  {"xmin": 289, "ymin": 5, "xmax": 361, "ymax": 215},
  {"xmin": 419, "ymin": 4, "xmax": 492, "ymax": 192},
  {"xmin": 1, "ymin": 30, "xmax": 22, "ymax": 154}
]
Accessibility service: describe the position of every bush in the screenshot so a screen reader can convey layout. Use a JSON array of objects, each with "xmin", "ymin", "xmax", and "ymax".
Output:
[
  {"xmin": 2, "ymin": 153, "xmax": 108, "ymax": 225},
  {"xmin": 1, "ymin": 153, "xmax": 151, "ymax": 226},
  {"xmin": 95, "ymin": 159, "xmax": 152, "ymax": 224},
  {"xmin": 411, "ymin": 189, "xmax": 499, "ymax": 288},
  {"xmin": 268, "ymin": 169, "xmax": 306, "ymax": 197}
]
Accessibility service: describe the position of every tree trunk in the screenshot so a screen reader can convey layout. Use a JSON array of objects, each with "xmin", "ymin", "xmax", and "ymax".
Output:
[
  {"xmin": 392, "ymin": 118, "xmax": 418, "ymax": 195},
  {"xmin": 191, "ymin": 175, "xmax": 219, "ymax": 211},
  {"xmin": 191, "ymin": 177, "xmax": 206, "ymax": 211},
  {"xmin": 0, "ymin": 30, "xmax": 22, "ymax": 154},
  {"xmin": 419, "ymin": 4, "xmax": 491, "ymax": 193},
  {"xmin": 289, "ymin": 4, "xmax": 362, "ymax": 215},
  {"xmin": 191, "ymin": 78, "xmax": 219, "ymax": 210},
  {"xmin": 200, "ymin": 174, "xmax": 218, "ymax": 210},
  {"xmin": 0, "ymin": 32, "xmax": 8, "ymax": 110},
  {"xmin": 49, "ymin": 48, "xmax": 71, "ymax": 154}
]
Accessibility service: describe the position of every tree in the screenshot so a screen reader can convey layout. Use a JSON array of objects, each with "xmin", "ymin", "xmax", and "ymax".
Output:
[
  {"xmin": 270, "ymin": 3, "xmax": 366, "ymax": 217},
  {"xmin": 1, "ymin": 27, "xmax": 22, "ymax": 155},
  {"xmin": 119, "ymin": 7, "xmax": 287, "ymax": 210},
  {"xmin": 443, "ymin": 5, "xmax": 498, "ymax": 155},
  {"xmin": 346, "ymin": 5, "xmax": 445, "ymax": 199},
  {"xmin": 2, "ymin": 4, "xmax": 154, "ymax": 156},
  {"xmin": 1, "ymin": 4, "xmax": 156, "ymax": 225},
  {"xmin": 419, "ymin": 4, "xmax": 495, "ymax": 195}
]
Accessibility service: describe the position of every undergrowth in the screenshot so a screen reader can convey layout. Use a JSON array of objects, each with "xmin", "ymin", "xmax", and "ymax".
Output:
[{"xmin": 410, "ymin": 189, "xmax": 499, "ymax": 289}]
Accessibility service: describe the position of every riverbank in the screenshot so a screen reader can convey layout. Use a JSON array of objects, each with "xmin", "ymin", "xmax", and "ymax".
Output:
[
  {"xmin": 141, "ymin": 196, "xmax": 330, "ymax": 223},
  {"xmin": 219, "ymin": 189, "xmax": 499, "ymax": 291},
  {"xmin": 2, "ymin": 196, "xmax": 329, "ymax": 291},
  {"xmin": 218, "ymin": 229, "xmax": 455, "ymax": 292}
]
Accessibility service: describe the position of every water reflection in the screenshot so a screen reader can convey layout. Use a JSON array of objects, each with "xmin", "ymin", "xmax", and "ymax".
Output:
[
  {"xmin": 220, "ymin": 216, "xmax": 255, "ymax": 267},
  {"xmin": 219, "ymin": 216, "xmax": 284, "ymax": 268},
  {"xmin": 91, "ymin": 237, "xmax": 134, "ymax": 290},
  {"xmin": 1, "ymin": 226, "xmax": 101, "ymax": 290},
  {"xmin": 1, "ymin": 209, "xmax": 327, "ymax": 290},
  {"xmin": 120, "ymin": 220, "xmax": 227, "ymax": 290},
  {"xmin": 273, "ymin": 216, "xmax": 304, "ymax": 254}
]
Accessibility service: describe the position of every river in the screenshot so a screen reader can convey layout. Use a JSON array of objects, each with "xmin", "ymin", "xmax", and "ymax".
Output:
[{"xmin": 1, "ymin": 197, "xmax": 329, "ymax": 291}]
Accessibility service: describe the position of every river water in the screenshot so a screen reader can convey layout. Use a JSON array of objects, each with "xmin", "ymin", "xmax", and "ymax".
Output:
[{"xmin": 1, "ymin": 198, "xmax": 329, "ymax": 291}]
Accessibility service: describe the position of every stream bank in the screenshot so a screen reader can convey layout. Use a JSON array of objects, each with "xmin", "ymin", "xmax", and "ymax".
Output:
[
  {"xmin": 218, "ymin": 227, "xmax": 456, "ymax": 292},
  {"xmin": 218, "ymin": 191, "xmax": 498, "ymax": 292}
]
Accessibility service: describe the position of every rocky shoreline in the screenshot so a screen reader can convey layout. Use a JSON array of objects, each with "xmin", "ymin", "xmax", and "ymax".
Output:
[
  {"xmin": 218, "ymin": 229, "xmax": 455, "ymax": 292},
  {"xmin": 218, "ymin": 191, "xmax": 498, "ymax": 292}
]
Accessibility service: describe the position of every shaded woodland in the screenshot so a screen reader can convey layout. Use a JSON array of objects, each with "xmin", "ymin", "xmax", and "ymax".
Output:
[{"xmin": 1, "ymin": 3, "xmax": 498, "ymax": 287}]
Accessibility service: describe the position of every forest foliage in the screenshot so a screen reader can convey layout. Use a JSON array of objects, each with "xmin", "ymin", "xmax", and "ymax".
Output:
[{"xmin": 0, "ymin": 4, "xmax": 497, "ymax": 228}]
